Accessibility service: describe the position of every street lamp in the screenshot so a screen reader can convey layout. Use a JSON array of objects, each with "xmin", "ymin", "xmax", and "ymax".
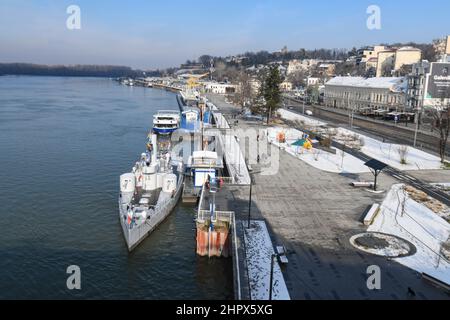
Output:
[
  {"xmin": 269, "ymin": 253, "xmax": 279, "ymax": 300},
  {"xmin": 247, "ymin": 172, "xmax": 256, "ymax": 229},
  {"xmin": 236, "ymin": 137, "xmax": 241, "ymax": 176},
  {"xmin": 303, "ymin": 94, "xmax": 306, "ymax": 115},
  {"xmin": 248, "ymin": 181, "xmax": 252, "ymax": 229}
]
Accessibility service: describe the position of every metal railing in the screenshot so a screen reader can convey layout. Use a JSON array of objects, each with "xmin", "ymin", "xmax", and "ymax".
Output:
[{"xmin": 198, "ymin": 210, "xmax": 234, "ymax": 224}]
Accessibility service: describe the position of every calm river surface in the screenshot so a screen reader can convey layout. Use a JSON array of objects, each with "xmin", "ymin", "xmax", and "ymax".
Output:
[{"xmin": 0, "ymin": 76, "xmax": 233, "ymax": 299}]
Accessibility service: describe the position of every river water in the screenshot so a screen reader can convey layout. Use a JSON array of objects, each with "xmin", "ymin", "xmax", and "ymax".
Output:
[{"xmin": 0, "ymin": 76, "xmax": 233, "ymax": 299}]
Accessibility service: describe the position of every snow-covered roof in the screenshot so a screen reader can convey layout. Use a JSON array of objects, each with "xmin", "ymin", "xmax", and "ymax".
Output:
[
  {"xmin": 319, "ymin": 63, "xmax": 334, "ymax": 68},
  {"xmin": 193, "ymin": 151, "xmax": 218, "ymax": 160},
  {"xmin": 397, "ymin": 46, "xmax": 421, "ymax": 52},
  {"xmin": 326, "ymin": 76, "xmax": 407, "ymax": 92}
]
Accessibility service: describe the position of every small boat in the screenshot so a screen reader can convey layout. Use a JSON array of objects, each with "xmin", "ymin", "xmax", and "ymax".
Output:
[{"xmin": 153, "ymin": 111, "xmax": 181, "ymax": 135}]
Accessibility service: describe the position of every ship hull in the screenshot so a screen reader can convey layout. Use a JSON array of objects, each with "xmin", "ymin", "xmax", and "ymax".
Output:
[
  {"xmin": 119, "ymin": 174, "xmax": 184, "ymax": 252},
  {"xmin": 152, "ymin": 127, "xmax": 178, "ymax": 135}
]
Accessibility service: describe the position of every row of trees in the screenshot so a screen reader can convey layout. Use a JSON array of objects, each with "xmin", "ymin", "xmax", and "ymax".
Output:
[
  {"xmin": 239, "ymin": 48, "xmax": 348, "ymax": 67},
  {"xmin": 230, "ymin": 65, "xmax": 283, "ymax": 125},
  {"xmin": 0, "ymin": 63, "xmax": 145, "ymax": 78},
  {"xmin": 200, "ymin": 42, "xmax": 436, "ymax": 73}
]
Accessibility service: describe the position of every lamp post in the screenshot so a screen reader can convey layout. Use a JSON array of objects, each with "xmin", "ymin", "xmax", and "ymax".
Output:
[
  {"xmin": 269, "ymin": 254, "xmax": 278, "ymax": 300},
  {"xmin": 236, "ymin": 137, "xmax": 241, "ymax": 176},
  {"xmin": 247, "ymin": 173, "xmax": 255, "ymax": 229},
  {"xmin": 303, "ymin": 95, "xmax": 306, "ymax": 115},
  {"xmin": 414, "ymin": 86, "xmax": 424, "ymax": 147},
  {"xmin": 414, "ymin": 107, "xmax": 420, "ymax": 147},
  {"xmin": 248, "ymin": 181, "xmax": 252, "ymax": 229}
]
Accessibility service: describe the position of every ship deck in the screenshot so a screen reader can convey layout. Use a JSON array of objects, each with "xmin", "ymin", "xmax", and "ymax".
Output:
[{"xmin": 131, "ymin": 188, "xmax": 162, "ymax": 208}]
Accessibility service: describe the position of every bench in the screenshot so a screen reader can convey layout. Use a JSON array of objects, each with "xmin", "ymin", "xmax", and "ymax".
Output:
[
  {"xmin": 351, "ymin": 181, "xmax": 374, "ymax": 188},
  {"xmin": 276, "ymin": 246, "xmax": 289, "ymax": 265},
  {"xmin": 364, "ymin": 204, "xmax": 381, "ymax": 226}
]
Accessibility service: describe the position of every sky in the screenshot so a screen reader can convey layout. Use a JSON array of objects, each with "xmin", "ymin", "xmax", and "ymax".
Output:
[{"xmin": 0, "ymin": 0, "xmax": 449, "ymax": 69}]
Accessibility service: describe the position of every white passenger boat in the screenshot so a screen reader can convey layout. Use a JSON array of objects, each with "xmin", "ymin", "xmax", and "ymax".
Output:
[{"xmin": 153, "ymin": 111, "xmax": 181, "ymax": 135}]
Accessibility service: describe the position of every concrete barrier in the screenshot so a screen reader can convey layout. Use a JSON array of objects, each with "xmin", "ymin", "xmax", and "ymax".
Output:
[{"xmin": 364, "ymin": 204, "xmax": 380, "ymax": 226}]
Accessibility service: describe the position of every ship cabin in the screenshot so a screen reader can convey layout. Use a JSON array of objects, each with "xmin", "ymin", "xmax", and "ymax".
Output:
[{"xmin": 187, "ymin": 151, "xmax": 224, "ymax": 189}]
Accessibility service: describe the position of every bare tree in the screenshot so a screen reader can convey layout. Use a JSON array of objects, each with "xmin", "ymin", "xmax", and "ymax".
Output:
[
  {"xmin": 426, "ymin": 87, "xmax": 450, "ymax": 163},
  {"xmin": 340, "ymin": 146, "xmax": 346, "ymax": 169},
  {"xmin": 429, "ymin": 107, "xmax": 450, "ymax": 163},
  {"xmin": 231, "ymin": 71, "xmax": 255, "ymax": 109},
  {"xmin": 287, "ymin": 69, "xmax": 307, "ymax": 88},
  {"xmin": 397, "ymin": 146, "xmax": 410, "ymax": 165},
  {"xmin": 313, "ymin": 149, "xmax": 321, "ymax": 161},
  {"xmin": 359, "ymin": 136, "xmax": 366, "ymax": 147}
]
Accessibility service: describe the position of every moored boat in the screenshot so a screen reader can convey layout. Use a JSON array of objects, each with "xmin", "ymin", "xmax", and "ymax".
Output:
[{"xmin": 119, "ymin": 132, "xmax": 184, "ymax": 251}]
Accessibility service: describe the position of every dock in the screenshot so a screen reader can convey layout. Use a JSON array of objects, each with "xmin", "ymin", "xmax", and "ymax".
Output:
[{"xmin": 192, "ymin": 101, "xmax": 290, "ymax": 300}]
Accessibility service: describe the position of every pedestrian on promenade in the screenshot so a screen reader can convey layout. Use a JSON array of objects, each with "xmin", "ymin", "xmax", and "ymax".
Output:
[{"xmin": 407, "ymin": 287, "xmax": 416, "ymax": 297}]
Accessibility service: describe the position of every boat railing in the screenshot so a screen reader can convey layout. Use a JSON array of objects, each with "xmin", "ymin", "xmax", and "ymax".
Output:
[
  {"xmin": 216, "ymin": 177, "xmax": 234, "ymax": 185},
  {"xmin": 191, "ymin": 158, "xmax": 218, "ymax": 167},
  {"xmin": 197, "ymin": 210, "xmax": 234, "ymax": 225}
]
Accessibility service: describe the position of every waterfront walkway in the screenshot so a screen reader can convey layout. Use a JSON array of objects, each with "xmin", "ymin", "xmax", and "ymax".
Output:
[{"xmin": 207, "ymin": 93, "xmax": 450, "ymax": 300}]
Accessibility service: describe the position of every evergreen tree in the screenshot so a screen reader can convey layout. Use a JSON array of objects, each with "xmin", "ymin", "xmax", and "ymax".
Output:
[{"xmin": 259, "ymin": 65, "xmax": 282, "ymax": 124}]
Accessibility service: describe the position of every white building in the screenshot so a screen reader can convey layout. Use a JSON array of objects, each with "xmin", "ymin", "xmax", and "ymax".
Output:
[
  {"xmin": 324, "ymin": 77, "xmax": 408, "ymax": 114},
  {"xmin": 249, "ymin": 78, "xmax": 262, "ymax": 95},
  {"xmin": 307, "ymin": 77, "xmax": 320, "ymax": 86},
  {"xmin": 280, "ymin": 81, "xmax": 293, "ymax": 92},
  {"xmin": 407, "ymin": 60, "xmax": 430, "ymax": 110},
  {"xmin": 356, "ymin": 46, "xmax": 387, "ymax": 67},
  {"xmin": 287, "ymin": 59, "xmax": 320, "ymax": 75},
  {"xmin": 376, "ymin": 47, "xmax": 422, "ymax": 77},
  {"xmin": 204, "ymin": 82, "xmax": 237, "ymax": 94}
]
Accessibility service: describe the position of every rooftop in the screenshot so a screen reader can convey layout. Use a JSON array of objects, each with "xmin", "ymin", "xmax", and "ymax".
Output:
[{"xmin": 326, "ymin": 76, "xmax": 407, "ymax": 92}]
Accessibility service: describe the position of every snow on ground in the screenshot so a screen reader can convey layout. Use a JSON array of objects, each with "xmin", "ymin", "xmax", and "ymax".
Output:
[
  {"xmin": 350, "ymin": 233, "xmax": 413, "ymax": 257},
  {"xmin": 433, "ymin": 183, "xmax": 450, "ymax": 197},
  {"xmin": 244, "ymin": 221, "xmax": 290, "ymax": 300},
  {"xmin": 278, "ymin": 109, "xmax": 327, "ymax": 127},
  {"xmin": 336, "ymin": 128, "xmax": 443, "ymax": 171},
  {"xmin": 279, "ymin": 109, "xmax": 443, "ymax": 171},
  {"xmin": 212, "ymin": 112, "xmax": 251, "ymax": 185},
  {"xmin": 267, "ymin": 127, "xmax": 369, "ymax": 174},
  {"xmin": 368, "ymin": 184, "xmax": 450, "ymax": 285}
]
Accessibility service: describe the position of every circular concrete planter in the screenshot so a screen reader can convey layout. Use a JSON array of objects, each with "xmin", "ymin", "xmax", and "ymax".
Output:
[{"xmin": 350, "ymin": 232, "xmax": 416, "ymax": 258}]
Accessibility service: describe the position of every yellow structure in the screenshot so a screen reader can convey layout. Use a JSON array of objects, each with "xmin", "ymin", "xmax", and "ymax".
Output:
[
  {"xmin": 376, "ymin": 47, "xmax": 422, "ymax": 77},
  {"xmin": 186, "ymin": 73, "xmax": 210, "ymax": 89},
  {"xmin": 303, "ymin": 139, "xmax": 313, "ymax": 150}
]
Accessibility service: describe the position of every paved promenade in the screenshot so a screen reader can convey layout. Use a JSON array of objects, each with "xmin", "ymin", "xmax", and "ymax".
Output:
[{"xmin": 207, "ymin": 94, "xmax": 450, "ymax": 300}]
